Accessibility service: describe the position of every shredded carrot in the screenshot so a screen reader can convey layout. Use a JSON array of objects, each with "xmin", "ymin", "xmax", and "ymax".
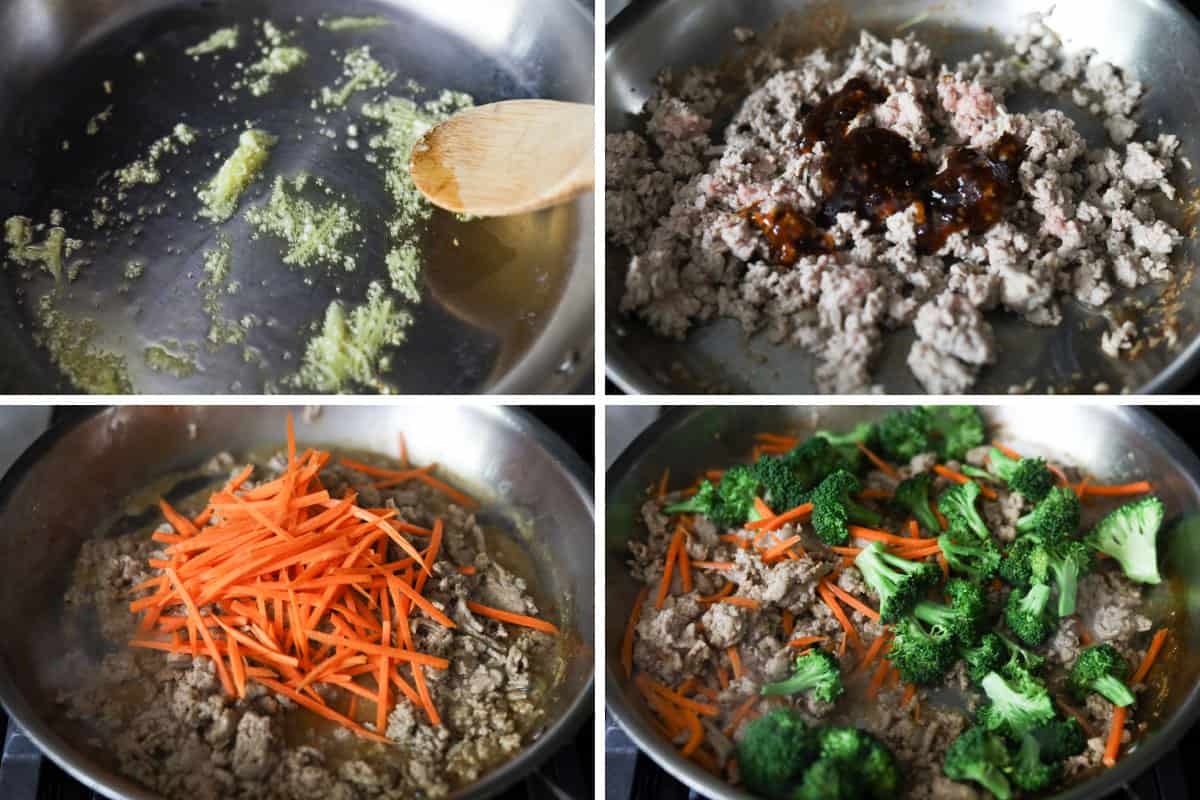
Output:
[
  {"xmin": 848, "ymin": 525, "xmax": 913, "ymax": 546},
  {"xmin": 677, "ymin": 528, "xmax": 693, "ymax": 593},
  {"xmin": 1047, "ymin": 463, "xmax": 1071, "ymax": 487},
  {"xmin": 816, "ymin": 581, "xmax": 860, "ymax": 654},
  {"xmin": 1077, "ymin": 620, "xmax": 1094, "ymax": 647},
  {"xmin": 466, "ymin": 601, "xmax": 560, "ymax": 636},
  {"xmin": 829, "ymin": 546, "xmax": 863, "ymax": 556},
  {"xmin": 723, "ymin": 695, "xmax": 759, "ymax": 736},
  {"xmin": 754, "ymin": 433, "xmax": 799, "ymax": 447},
  {"xmin": 720, "ymin": 597, "xmax": 761, "ymax": 610},
  {"xmin": 657, "ymin": 468, "xmax": 670, "ymax": 499},
  {"xmin": 1131, "ymin": 628, "xmax": 1169, "ymax": 684},
  {"xmin": 753, "ymin": 497, "xmax": 775, "ymax": 519},
  {"xmin": 656, "ymin": 528, "xmax": 683, "ymax": 609},
  {"xmin": 1055, "ymin": 697, "xmax": 1094, "ymax": 738},
  {"xmin": 782, "ymin": 610, "xmax": 795, "ymax": 637},
  {"xmin": 699, "ymin": 583, "xmax": 735, "ymax": 604},
  {"xmin": 866, "ymin": 658, "xmax": 890, "ymax": 700},
  {"xmin": 762, "ymin": 535, "xmax": 803, "ymax": 562},
  {"xmin": 788, "ymin": 635, "xmax": 829, "ymax": 649},
  {"xmin": 908, "ymin": 519, "xmax": 920, "ymax": 539},
  {"xmin": 857, "ymin": 442, "xmax": 899, "ymax": 479},
  {"xmin": 933, "ymin": 465, "xmax": 998, "ymax": 500},
  {"xmin": 824, "ymin": 581, "xmax": 880, "ymax": 621},
  {"xmin": 837, "ymin": 632, "xmax": 847, "ymax": 657},
  {"xmin": 745, "ymin": 502, "xmax": 813, "ymax": 532},
  {"xmin": 991, "ymin": 441, "xmax": 1021, "ymax": 460},
  {"xmin": 680, "ymin": 709, "xmax": 704, "ymax": 756},
  {"xmin": 856, "ymin": 632, "xmax": 891, "ymax": 676},
  {"xmin": 858, "ymin": 488, "xmax": 894, "ymax": 500},
  {"xmin": 623, "ymin": 586, "xmax": 649, "ymax": 679},
  {"xmin": 691, "ymin": 561, "xmax": 734, "ymax": 571},
  {"xmin": 717, "ymin": 665, "xmax": 730, "ymax": 689},
  {"xmin": 933, "ymin": 501, "xmax": 948, "ymax": 530},
  {"xmin": 727, "ymin": 647, "xmax": 744, "ymax": 680},
  {"xmin": 901, "ymin": 683, "xmax": 916, "ymax": 708},
  {"xmin": 1082, "ymin": 481, "xmax": 1153, "ymax": 498},
  {"xmin": 1103, "ymin": 706, "xmax": 1127, "ymax": 767},
  {"xmin": 937, "ymin": 553, "xmax": 949, "ymax": 581},
  {"xmin": 1074, "ymin": 476, "xmax": 1091, "ymax": 499}
]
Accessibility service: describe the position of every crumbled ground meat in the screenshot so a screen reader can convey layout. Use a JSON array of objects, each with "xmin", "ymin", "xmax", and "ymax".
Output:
[
  {"xmin": 607, "ymin": 15, "xmax": 1182, "ymax": 393},
  {"xmin": 59, "ymin": 452, "xmax": 561, "ymax": 799},
  {"xmin": 626, "ymin": 431, "xmax": 1160, "ymax": 799}
]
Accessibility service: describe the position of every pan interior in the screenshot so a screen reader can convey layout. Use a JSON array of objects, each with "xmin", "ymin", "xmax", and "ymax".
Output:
[
  {"xmin": 0, "ymin": 406, "xmax": 595, "ymax": 799},
  {"xmin": 0, "ymin": 0, "xmax": 592, "ymax": 394},
  {"xmin": 605, "ymin": 406, "xmax": 1200, "ymax": 800},
  {"xmin": 605, "ymin": 0, "xmax": 1200, "ymax": 394}
]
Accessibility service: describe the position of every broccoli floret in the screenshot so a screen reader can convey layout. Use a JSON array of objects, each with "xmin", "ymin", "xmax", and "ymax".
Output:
[
  {"xmin": 791, "ymin": 758, "xmax": 861, "ymax": 800},
  {"xmin": 938, "ymin": 481, "xmax": 991, "ymax": 542},
  {"xmin": 962, "ymin": 633, "xmax": 1007, "ymax": 684},
  {"xmin": 912, "ymin": 579, "xmax": 987, "ymax": 647},
  {"xmin": 854, "ymin": 541, "xmax": 940, "ymax": 623},
  {"xmin": 878, "ymin": 408, "xmax": 932, "ymax": 462},
  {"xmin": 889, "ymin": 616, "xmax": 957, "ymax": 685},
  {"xmin": 664, "ymin": 466, "xmax": 760, "ymax": 528},
  {"xmin": 737, "ymin": 708, "xmax": 817, "ymax": 797},
  {"xmin": 1015, "ymin": 487, "xmax": 1080, "ymax": 541},
  {"xmin": 995, "ymin": 631, "xmax": 1045, "ymax": 678},
  {"xmin": 939, "ymin": 534, "xmax": 1001, "ymax": 582},
  {"xmin": 1030, "ymin": 539, "xmax": 1093, "ymax": 617},
  {"xmin": 815, "ymin": 727, "xmax": 899, "ymax": 800},
  {"xmin": 987, "ymin": 448, "xmax": 1056, "ymax": 501},
  {"xmin": 943, "ymin": 726, "xmax": 1013, "ymax": 800},
  {"xmin": 812, "ymin": 421, "xmax": 876, "ymax": 473},
  {"xmin": 753, "ymin": 454, "xmax": 813, "ymax": 514},
  {"xmin": 977, "ymin": 670, "xmax": 1056, "ymax": 740},
  {"xmin": 1028, "ymin": 717, "xmax": 1087, "ymax": 761},
  {"xmin": 1009, "ymin": 732, "xmax": 1060, "ymax": 792},
  {"xmin": 892, "ymin": 473, "xmax": 942, "ymax": 534},
  {"xmin": 811, "ymin": 469, "xmax": 881, "ymax": 546},
  {"xmin": 1068, "ymin": 644, "xmax": 1135, "ymax": 707},
  {"xmin": 1004, "ymin": 583, "xmax": 1055, "ymax": 646},
  {"xmin": 923, "ymin": 405, "xmax": 985, "ymax": 461},
  {"xmin": 998, "ymin": 536, "xmax": 1040, "ymax": 587},
  {"xmin": 762, "ymin": 650, "xmax": 844, "ymax": 703},
  {"xmin": 1086, "ymin": 496, "xmax": 1165, "ymax": 585}
]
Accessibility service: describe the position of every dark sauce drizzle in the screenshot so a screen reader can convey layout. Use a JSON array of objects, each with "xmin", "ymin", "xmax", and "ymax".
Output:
[{"xmin": 743, "ymin": 78, "xmax": 1024, "ymax": 266}]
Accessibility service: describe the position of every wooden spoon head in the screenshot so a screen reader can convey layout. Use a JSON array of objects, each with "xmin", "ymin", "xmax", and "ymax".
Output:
[{"xmin": 410, "ymin": 99, "xmax": 594, "ymax": 217}]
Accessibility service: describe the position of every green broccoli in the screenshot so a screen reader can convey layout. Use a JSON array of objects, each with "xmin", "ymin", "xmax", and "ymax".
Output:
[
  {"xmin": 1004, "ymin": 583, "xmax": 1055, "ymax": 646},
  {"xmin": 962, "ymin": 633, "xmax": 1007, "ymax": 684},
  {"xmin": 912, "ymin": 579, "xmax": 987, "ymax": 647},
  {"xmin": 938, "ymin": 481, "xmax": 991, "ymax": 542},
  {"xmin": 1029, "ymin": 539, "xmax": 1093, "ymax": 617},
  {"xmin": 854, "ymin": 541, "xmax": 940, "ymax": 623},
  {"xmin": 814, "ymin": 727, "xmax": 899, "ymax": 800},
  {"xmin": 1028, "ymin": 717, "xmax": 1087, "ymax": 761},
  {"xmin": 923, "ymin": 405, "xmax": 986, "ymax": 461},
  {"xmin": 1015, "ymin": 487, "xmax": 1080, "ymax": 541},
  {"xmin": 939, "ymin": 534, "xmax": 1001, "ymax": 582},
  {"xmin": 762, "ymin": 650, "xmax": 844, "ymax": 703},
  {"xmin": 943, "ymin": 726, "xmax": 1013, "ymax": 800},
  {"xmin": 1086, "ymin": 496, "xmax": 1165, "ymax": 585},
  {"xmin": 753, "ymin": 453, "xmax": 813, "ymax": 515},
  {"xmin": 811, "ymin": 469, "xmax": 881, "ymax": 546},
  {"xmin": 998, "ymin": 536, "xmax": 1040, "ymax": 587},
  {"xmin": 986, "ymin": 448, "xmax": 1056, "ymax": 501},
  {"xmin": 664, "ymin": 465, "xmax": 760, "ymax": 528},
  {"xmin": 889, "ymin": 615, "xmax": 957, "ymax": 685},
  {"xmin": 877, "ymin": 408, "xmax": 933, "ymax": 462},
  {"xmin": 736, "ymin": 708, "xmax": 817, "ymax": 797},
  {"xmin": 791, "ymin": 758, "xmax": 861, "ymax": 800},
  {"xmin": 892, "ymin": 473, "xmax": 943, "ymax": 534},
  {"xmin": 976, "ymin": 670, "xmax": 1056, "ymax": 740},
  {"xmin": 1009, "ymin": 732, "xmax": 1060, "ymax": 792},
  {"xmin": 812, "ymin": 421, "xmax": 876, "ymax": 473},
  {"xmin": 1068, "ymin": 644, "xmax": 1135, "ymax": 707},
  {"xmin": 996, "ymin": 631, "xmax": 1045, "ymax": 678}
]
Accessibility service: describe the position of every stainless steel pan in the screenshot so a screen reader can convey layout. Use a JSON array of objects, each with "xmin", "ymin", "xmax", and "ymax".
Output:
[
  {"xmin": 605, "ymin": 0, "xmax": 1200, "ymax": 394},
  {"xmin": 606, "ymin": 406, "xmax": 1200, "ymax": 799},
  {"xmin": 0, "ymin": 405, "xmax": 594, "ymax": 799},
  {"xmin": 0, "ymin": 0, "xmax": 593, "ymax": 394}
]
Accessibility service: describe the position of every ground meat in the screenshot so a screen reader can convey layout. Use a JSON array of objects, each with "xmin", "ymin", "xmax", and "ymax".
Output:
[
  {"xmin": 1077, "ymin": 570, "xmax": 1153, "ymax": 642},
  {"xmin": 608, "ymin": 17, "xmax": 1183, "ymax": 393},
  {"xmin": 59, "ymin": 450, "xmax": 560, "ymax": 800}
]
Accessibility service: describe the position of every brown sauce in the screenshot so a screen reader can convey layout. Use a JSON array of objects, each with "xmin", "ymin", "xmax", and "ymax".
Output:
[{"xmin": 743, "ymin": 78, "xmax": 1024, "ymax": 265}]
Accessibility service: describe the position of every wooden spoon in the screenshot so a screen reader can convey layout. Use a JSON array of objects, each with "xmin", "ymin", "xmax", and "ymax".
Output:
[{"xmin": 410, "ymin": 99, "xmax": 594, "ymax": 217}]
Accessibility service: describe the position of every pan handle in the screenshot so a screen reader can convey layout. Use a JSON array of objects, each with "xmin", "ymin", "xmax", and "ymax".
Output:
[{"xmin": 0, "ymin": 722, "xmax": 40, "ymax": 800}]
